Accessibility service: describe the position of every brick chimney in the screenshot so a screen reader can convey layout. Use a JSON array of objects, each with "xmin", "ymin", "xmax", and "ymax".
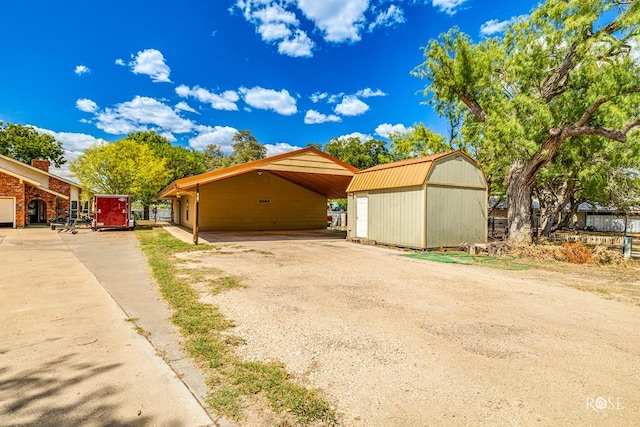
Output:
[{"xmin": 31, "ymin": 159, "xmax": 50, "ymax": 172}]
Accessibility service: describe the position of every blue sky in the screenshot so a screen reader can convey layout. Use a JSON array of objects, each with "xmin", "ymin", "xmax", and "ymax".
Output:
[{"xmin": 1, "ymin": 0, "xmax": 539, "ymax": 178}]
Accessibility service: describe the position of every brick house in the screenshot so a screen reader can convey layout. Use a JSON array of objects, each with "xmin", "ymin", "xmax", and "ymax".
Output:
[{"xmin": 0, "ymin": 154, "xmax": 82, "ymax": 228}]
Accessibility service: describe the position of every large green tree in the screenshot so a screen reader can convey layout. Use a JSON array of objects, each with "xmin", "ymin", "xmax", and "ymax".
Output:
[
  {"xmin": 413, "ymin": 0, "xmax": 640, "ymax": 243},
  {"xmin": 228, "ymin": 130, "xmax": 266, "ymax": 165},
  {"xmin": 202, "ymin": 144, "xmax": 228, "ymax": 171},
  {"xmin": 387, "ymin": 123, "xmax": 448, "ymax": 162},
  {"xmin": 0, "ymin": 122, "xmax": 66, "ymax": 167},
  {"xmin": 70, "ymin": 139, "xmax": 169, "ymax": 215},
  {"xmin": 323, "ymin": 136, "xmax": 389, "ymax": 170},
  {"xmin": 127, "ymin": 131, "xmax": 206, "ymax": 182}
]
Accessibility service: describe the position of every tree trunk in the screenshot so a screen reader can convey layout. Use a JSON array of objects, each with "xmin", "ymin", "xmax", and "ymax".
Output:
[
  {"xmin": 143, "ymin": 205, "xmax": 150, "ymax": 220},
  {"xmin": 506, "ymin": 160, "xmax": 534, "ymax": 244}
]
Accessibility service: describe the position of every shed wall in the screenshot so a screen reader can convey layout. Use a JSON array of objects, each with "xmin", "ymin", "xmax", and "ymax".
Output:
[
  {"xmin": 367, "ymin": 186, "xmax": 424, "ymax": 248},
  {"xmin": 426, "ymin": 186, "xmax": 487, "ymax": 248},
  {"xmin": 427, "ymin": 155, "xmax": 486, "ymax": 187},
  {"xmin": 197, "ymin": 171, "xmax": 327, "ymax": 231}
]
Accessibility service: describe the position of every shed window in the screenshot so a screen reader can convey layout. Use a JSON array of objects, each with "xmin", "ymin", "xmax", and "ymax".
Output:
[{"xmin": 186, "ymin": 201, "xmax": 189, "ymax": 221}]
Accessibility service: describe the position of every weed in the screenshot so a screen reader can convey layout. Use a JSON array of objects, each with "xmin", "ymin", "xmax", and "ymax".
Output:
[{"xmin": 135, "ymin": 227, "xmax": 335, "ymax": 424}]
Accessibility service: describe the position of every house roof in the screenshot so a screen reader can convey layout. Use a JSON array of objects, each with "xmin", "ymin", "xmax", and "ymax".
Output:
[
  {"xmin": 0, "ymin": 154, "xmax": 81, "ymax": 188},
  {"xmin": 346, "ymin": 150, "xmax": 475, "ymax": 192},
  {"xmin": 156, "ymin": 147, "xmax": 359, "ymax": 200}
]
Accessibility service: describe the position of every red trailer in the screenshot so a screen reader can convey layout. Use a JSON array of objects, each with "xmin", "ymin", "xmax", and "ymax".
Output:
[{"xmin": 92, "ymin": 195, "xmax": 134, "ymax": 231}]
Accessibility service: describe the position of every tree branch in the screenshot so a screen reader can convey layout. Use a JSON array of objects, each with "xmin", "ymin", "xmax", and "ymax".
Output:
[
  {"xmin": 576, "ymin": 97, "xmax": 609, "ymax": 126},
  {"xmin": 460, "ymin": 94, "xmax": 486, "ymax": 122},
  {"xmin": 542, "ymin": 41, "xmax": 578, "ymax": 102}
]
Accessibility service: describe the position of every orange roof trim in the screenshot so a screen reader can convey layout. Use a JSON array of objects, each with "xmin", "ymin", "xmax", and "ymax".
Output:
[{"xmin": 156, "ymin": 146, "xmax": 359, "ymax": 199}]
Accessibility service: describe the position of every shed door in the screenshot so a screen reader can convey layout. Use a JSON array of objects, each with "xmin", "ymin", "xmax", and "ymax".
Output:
[
  {"xmin": 0, "ymin": 198, "xmax": 15, "ymax": 227},
  {"xmin": 356, "ymin": 195, "xmax": 368, "ymax": 238}
]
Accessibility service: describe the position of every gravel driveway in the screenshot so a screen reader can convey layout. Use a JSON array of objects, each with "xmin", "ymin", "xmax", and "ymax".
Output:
[{"xmin": 180, "ymin": 231, "xmax": 640, "ymax": 426}]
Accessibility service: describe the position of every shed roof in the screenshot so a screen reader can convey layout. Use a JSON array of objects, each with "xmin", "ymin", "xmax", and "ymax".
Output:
[
  {"xmin": 346, "ymin": 151, "xmax": 473, "ymax": 192},
  {"xmin": 156, "ymin": 147, "xmax": 359, "ymax": 200}
]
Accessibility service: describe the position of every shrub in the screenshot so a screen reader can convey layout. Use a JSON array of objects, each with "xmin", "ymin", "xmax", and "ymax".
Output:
[{"xmin": 561, "ymin": 242, "xmax": 592, "ymax": 264}]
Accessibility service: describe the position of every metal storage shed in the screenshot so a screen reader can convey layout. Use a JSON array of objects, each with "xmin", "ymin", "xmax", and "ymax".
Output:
[
  {"xmin": 346, "ymin": 150, "xmax": 488, "ymax": 249},
  {"xmin": 156, "ymin": 147, "xmax": 358, "ymax": 231}
]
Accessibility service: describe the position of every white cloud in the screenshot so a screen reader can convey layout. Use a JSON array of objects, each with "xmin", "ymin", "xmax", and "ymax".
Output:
[
  {"xmin": 278, "ymin": 30, "xmax": 315, "ymax": 57},
  {"xmin": 480, "ymin": 15, "xmax": 528, "ymax": 36},
  {"xmin": 327, "ymin": 93, "xmax": 343, "ymax": 103},
  {"xmin": 176, "ymin": 85, "xmax": 239, "ymax": 111},
  {"xmin": 129, "ymin": 48, "xmax": 171, "ymax": 83},
  {"xmin": 189, "ymin": 125, "xmax": 238, "ymax": 151},
  {"xmin": 115, "ymin": 58, "xmax": 125, "ymax": 66},
  {"xmin": 94, "ymin": 96, "xmax": 194, "ymax": 135},
  {"xmin": 338, "ymin": 132, "xmax": 372, "ymax": 142},
  {"xmin": 259, "ymin": 22, "xmax": 292, "ymax": 41},
  {"xmin": 310, "ymin": 92, "xmax": 328, "ymax": 103},
  {"xmin": 297, "ymin": 0, "xmax": 368, "ymax": 43},
  {"xmin": 175, "ymin": 101, "xmax": 198, "ymax": 113},
  {"xmin": 375, "ymin": 123, "xmax": 410, "ymax": 138},
  {"xmin": 265, "ymin": 142, "xmax": 300, "ymax": 156},
  {"xmin": 369, "ymin": 5, "xmax": 405, "ymax": 31},
  {"xmin": 33, "ymin": 127, "xmax": 104, "ymax": 153},
  {"xmin": 304, "ymin": 109, "xmax": 341, "ymax": 124},
  {"xmin": 76, "ymin": 98, "xmax": 98, "ymax": 113},
  {"xmin": 334, "ymin": 95, "xmax": 369, "ymax": 116},
  {"xmin": 32, "ymin": 127, "xmax": 106, "ymax": 181},
  {"xmin": 432, "ymin": 0, "xmax": 468, "ymax": 16},
  {"xmin": 356, "ymin": 88, "xmax": 387, "ymax": 98},
  {"xmin": 235, "ymin": 1, "xmax": 315, "ymax": 57},
  {"xmin": 240, "ymin": 86, "xmax": 297, "ymax": 115},
  {"xmin": 74, "ymin": 65, "xmax": 90, "ymax": 75}
]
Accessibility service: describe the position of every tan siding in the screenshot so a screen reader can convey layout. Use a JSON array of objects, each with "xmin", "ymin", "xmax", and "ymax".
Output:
[
  {"xmin": 180, "ymin": 195, "xmax": 195, "ymax": 229},
  {"xmin": 262, "ymin": 152, "xmax": 355, "ymax": 175},
  {"xmin": 426, "ymin": 186, "xmax": 487, "ymax": 248},
  {"xmin": 427, "ymin": 155, "xmax": 486, "ymax": 187},
  {"xmin": 368, "ymin": 186, "xmax": 424, "ymax": 248},
  {"xmin": 198, "ymin": 172, "xmax": 326, "ymax": 231}
]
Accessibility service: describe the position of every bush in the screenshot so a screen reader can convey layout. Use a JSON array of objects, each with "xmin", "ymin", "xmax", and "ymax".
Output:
[{"xmin": 561, "ymin": 242, "xmax": 592, "ymax": 264}]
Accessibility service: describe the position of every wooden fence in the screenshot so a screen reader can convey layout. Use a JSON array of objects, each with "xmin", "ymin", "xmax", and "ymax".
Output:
[{"xmin": 549, "ymin": 233, "xmax": 624, "ymax": 246}]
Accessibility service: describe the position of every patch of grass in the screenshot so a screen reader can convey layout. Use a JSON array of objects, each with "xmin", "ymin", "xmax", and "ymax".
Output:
[
  {"xmin": 244, "ymin": 249, "xmax": 274, "ymax": 256},
  {"xmin": 570, "ymin": 284, "xmax": 612, "ymax": 295},
  {"xmin": 134, "ymin": 326, "xmax": 151, "ymax": 338},
  {"xmin": 211, "ymin": 276, "xmax": 244, "ymax": 295},
  {"xmin": 404, "ymin": 251, "xmax": 532, "ymax": 271},
  {"xmin": 135, "ymin": 227, "xmax": 336, "ymax": 425}
]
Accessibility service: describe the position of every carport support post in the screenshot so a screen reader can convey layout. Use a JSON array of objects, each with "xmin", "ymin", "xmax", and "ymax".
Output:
[{"xmin": 193, "ymin": 184, "xmax": 200, "ymax": 245}]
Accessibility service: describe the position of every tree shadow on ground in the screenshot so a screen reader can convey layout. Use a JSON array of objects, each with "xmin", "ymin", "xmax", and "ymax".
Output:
[{"xmin": 0, "ymin": 351, "xmax": 183, "ymax": 427}]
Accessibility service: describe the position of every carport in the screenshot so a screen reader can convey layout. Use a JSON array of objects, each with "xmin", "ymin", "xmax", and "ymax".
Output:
[{"xmin": 156, "ymin": 147, "xmax": 358, "ymax": 231}]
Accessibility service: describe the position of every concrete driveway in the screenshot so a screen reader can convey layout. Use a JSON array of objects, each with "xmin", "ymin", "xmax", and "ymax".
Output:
[{"xmin": 0, "ymin": 227, "xmax": 217, "ymax": 427}]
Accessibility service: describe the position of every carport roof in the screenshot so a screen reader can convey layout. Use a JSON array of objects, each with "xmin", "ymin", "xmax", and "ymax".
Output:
[{"xmin": 156, "ymin": 147, "xmax": 359, "ymax": 200}]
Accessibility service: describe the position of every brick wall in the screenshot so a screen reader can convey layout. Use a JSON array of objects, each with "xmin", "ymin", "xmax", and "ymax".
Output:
[
  {"xmin": 49, "ymin": 177, "xmax": 71, "ymax": 215},
  {"xmin": 31, "ymin": 159, "xmax": 50, "ymax": 172},
  {"xmin": 0, "ymin": 171, "xmax": 26, "ymax": 227}
]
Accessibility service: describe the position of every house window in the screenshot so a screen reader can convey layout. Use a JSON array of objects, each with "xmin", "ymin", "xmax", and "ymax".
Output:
[
  {"xmin": 186, "ymin": 201, "xmax": 189, "ymax": 221},
  {"xmin": 70, "ymin": 201, "xmax": 79, "ymax": 219}
]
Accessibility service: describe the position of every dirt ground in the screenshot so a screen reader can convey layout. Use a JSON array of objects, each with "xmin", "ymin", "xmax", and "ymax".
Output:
[{"xmin": 177, "ymin": 230, "xmax": 640, "ymax": 426}]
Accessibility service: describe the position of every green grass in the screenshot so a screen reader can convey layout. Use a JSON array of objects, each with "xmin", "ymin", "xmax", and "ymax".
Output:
[
  {"xmin": 404, "ymin": 251, "xmax": 532, "ymax": 271},
  {"xmin": 136, "ymin": 227, "xmax": 335, "ymax": 425}
]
